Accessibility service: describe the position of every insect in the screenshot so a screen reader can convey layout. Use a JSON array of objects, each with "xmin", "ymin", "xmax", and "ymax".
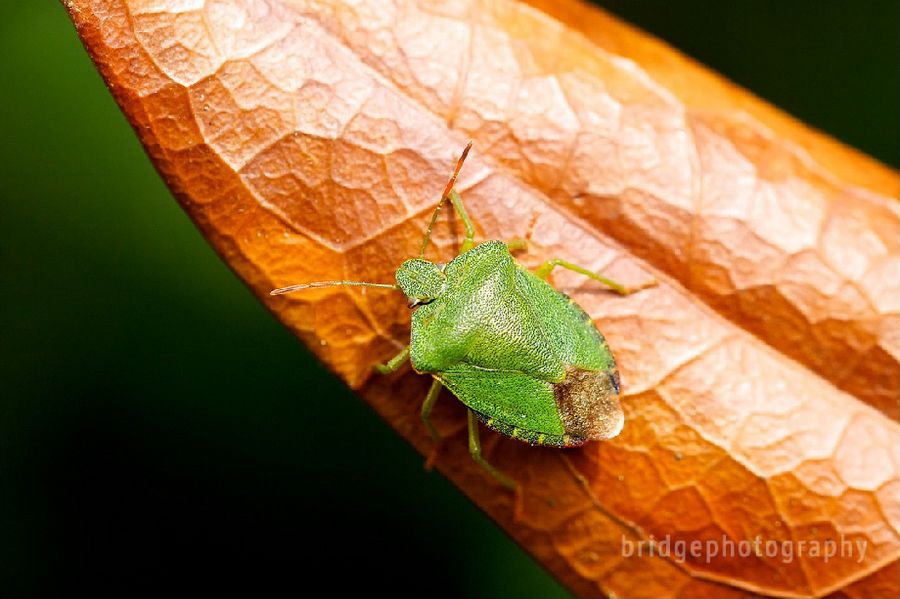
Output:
[{"xmin": 271, "ymin": 142, "xmax": 654, "ymax": 493}]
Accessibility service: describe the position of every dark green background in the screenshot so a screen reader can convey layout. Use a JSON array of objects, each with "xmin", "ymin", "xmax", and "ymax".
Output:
[{"xmin": 1, "ymin": 1, "xmax": 896, "ymax": 595}]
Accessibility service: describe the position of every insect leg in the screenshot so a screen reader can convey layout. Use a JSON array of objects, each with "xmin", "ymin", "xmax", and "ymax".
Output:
[
  {"xmin": 420, "ymin": 378, "xmax": 443, "ymax": 442},
  {"xmin": 505, "ymin": 239, "xmax": 528, "ymax": 252},
  {"xmin": 467, "ymin": 410, "xmax": 516, "ymax": 490},
  {"xmin": 419, "ymin": 142, "xmax": 473, "ymax": 258},
  {"xmin": 534, "ymin": 259, "xmax": 657, "ymax": 296},
  {"xmin": 372, "ymin": 345, "xmax": 410, "ymax": 374},
  {"xmin": 505, "ymin": 210, "xmax": 538, "ymax": 253},
  {"xmin": 448, "ymin": 190, "xmax": 476, "ymax": 253}
]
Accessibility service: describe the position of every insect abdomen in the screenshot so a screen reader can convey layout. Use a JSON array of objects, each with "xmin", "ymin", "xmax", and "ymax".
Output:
[
  {"xmin": 473, "ymin": 366, "xmax": 623, "ymax": 447},
  {"xmin": 476, "ymin": 412, "xmax": 583, "ymax": 448}
]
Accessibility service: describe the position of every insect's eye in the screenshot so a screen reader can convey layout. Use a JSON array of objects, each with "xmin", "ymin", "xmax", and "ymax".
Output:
[{"xmin": 408, "ymin": 297, "xmax": 434, "ymax": 309}]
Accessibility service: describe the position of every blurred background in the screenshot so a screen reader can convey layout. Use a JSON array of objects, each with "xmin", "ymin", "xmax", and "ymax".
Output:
[{"xmin": 1, "ymin": 1, "xmax": 896, "ymax": 595}]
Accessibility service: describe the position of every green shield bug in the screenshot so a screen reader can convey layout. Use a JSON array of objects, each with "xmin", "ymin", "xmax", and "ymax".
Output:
[{"xmin": 271, "ymin": 142, "xmax": 655, "ymax": 496}]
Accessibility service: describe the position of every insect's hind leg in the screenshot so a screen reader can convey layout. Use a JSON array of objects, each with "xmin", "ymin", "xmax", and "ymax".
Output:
[
  {"xmin": 534, "ymin": 259, "xmax": 656, "ymax": 296},
  {"xmin": 467, "ymin": 410, "xmax": 516, "ymax": 490},
  {"xmin": 373, "ymin": 346, "xmax": 410, "ymax": 374}
]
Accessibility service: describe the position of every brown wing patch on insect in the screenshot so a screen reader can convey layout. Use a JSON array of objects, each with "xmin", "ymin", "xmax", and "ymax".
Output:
[{"xmin": 554, "ymin": 367, "xmax": 624, "ymax": 441}]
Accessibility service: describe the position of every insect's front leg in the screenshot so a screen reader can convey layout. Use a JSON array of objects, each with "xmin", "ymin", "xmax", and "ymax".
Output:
[
  {"xmin": 373, "ymin": 345, "xmax": 410, "ymax": 374},
  {"xmin": 448, "ymin": 190, "xmax": 476, "ymax": 253},
  {"xmin": 504, "ymin": 239, "xmax": 528, "ymax": 252},
  {"xmin": 534, "ymin": 259, "xmax": 657, "ymax": 296}
]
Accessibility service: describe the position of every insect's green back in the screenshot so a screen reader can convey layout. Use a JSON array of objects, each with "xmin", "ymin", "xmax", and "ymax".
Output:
[
  {"xmin": 272, "ymin": 142, "xmax": 645, "ymax": 489},
  {"xmin": 404, "ymin": 241, "xmax": 623, "ymax": 446}
]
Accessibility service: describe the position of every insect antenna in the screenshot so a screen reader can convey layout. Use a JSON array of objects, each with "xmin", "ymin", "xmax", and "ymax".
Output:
[
  {"xmin": 419, "ymin": 141, "xmax": 473, "ymax": 258},
  {"xmin": 270, "ymin": 280, "xmax": 400, "ymax": 296}
]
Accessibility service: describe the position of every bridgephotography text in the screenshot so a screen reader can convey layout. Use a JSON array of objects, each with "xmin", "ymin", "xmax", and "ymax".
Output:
[{"xmin": 621, "ymin": 534, "xmax": 868, "ymax": 565}]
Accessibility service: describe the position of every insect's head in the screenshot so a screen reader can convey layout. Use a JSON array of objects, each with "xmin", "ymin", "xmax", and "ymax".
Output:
[{"xmin": 396, "ymin": 258, "xmax": 446, "ymax": 308}]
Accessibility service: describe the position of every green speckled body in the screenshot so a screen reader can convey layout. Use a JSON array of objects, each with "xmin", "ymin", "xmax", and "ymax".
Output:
[
  {"xmin": 271, "ymin": 143, "xmax": 648, "ymax": 488},
  {"xmin": 408, "ymin": 241, "xmax": 623, "ymax": 447}
]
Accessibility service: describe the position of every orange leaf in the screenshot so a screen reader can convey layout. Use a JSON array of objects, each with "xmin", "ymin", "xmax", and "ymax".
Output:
[{"xmin": 64, "ymin": 0, "xmax": 899, "ymax": 596}]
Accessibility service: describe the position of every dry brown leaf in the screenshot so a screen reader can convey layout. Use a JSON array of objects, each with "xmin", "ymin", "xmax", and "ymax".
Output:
[{"xmin": 64, "ymin": 0, "xmax": 900, "ymax": 597}]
